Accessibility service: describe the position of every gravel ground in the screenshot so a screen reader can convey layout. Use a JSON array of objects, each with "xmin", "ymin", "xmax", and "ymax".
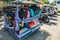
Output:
[{"xmin": 0, "ymin": 14, "xmax": 60, "ymax": 40}]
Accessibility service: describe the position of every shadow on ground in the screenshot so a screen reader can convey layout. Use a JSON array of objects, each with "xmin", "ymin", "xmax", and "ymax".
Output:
[
  {"xmin": 57, "ymin": 13, "xmax": 60, "ymax": 16},
  {"xmin": 50, "ymin": 15, "xmax": 58, "ymax": 18},
  {"xmin": 49, "ymin": 14, "xmax": 58, "ymax": 21},
  {"xmin": 46, "ymin": 22, "xmax": 57, "ymax": 26},
  {"xmin": 25, "ymin": 30, "xmax": 51, "ymax": 40},
  {"xmin": 0, "ymin": 28, "xmax": 51, "ymax": 40},
  {"xmin": 50, "ymin": 18, "xmax": 58, "ymax": 21},
  {"xmin": 0, "ymin": 28, "xmax": 15, "ymax": 40},
  {"xmin": 41, "ymin": 21, "xmax": 57, "ymax": 26},
  {"xmin": 41, "ymin": 14, "xmax": 58, "ymax": 26}
]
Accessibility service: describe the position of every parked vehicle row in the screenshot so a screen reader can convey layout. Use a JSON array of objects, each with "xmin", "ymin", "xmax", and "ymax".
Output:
[{"xmin": 39, "ymin": 5, "xmax": 58, "ymax": 23}]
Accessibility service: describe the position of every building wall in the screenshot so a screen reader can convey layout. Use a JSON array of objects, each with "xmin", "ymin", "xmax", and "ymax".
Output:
[
  {"xmin": 0, "ymin": 1, "xmax": 4, "ymax": 8},
  {"xmin": 56, "ymin": 4, "xmax": 60, "ymax": 10}
]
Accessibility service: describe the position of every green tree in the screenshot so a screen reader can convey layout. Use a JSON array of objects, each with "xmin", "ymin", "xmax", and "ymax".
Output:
[
  {"xmin": 50, "ymin": 0, "xmax": 56, "ymax": 6},
  {"xmin": 5, "ymin": 0, "xmax": 15, "ymax": 2},
  {"xmin": 32, "ymin": 0, "xmax": 35, "ymax": 2},
  {"xmin": 44, "ymin": 0, "xmax": 49, "ymax": 4},
  {"xmin": 0, "ymin": 0, "xmax": 15, "ymax": 2}
]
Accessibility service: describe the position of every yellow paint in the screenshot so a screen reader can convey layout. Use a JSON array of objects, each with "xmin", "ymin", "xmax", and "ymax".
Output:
[{"xmin": 58, "ymin": 10, "xmax": 60, "ymax": 13}]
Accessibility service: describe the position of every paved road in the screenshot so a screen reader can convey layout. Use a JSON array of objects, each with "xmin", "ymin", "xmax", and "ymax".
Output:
[{"xmin": 0, "ymin": 14, "xmax": 60, "ymax": 40}]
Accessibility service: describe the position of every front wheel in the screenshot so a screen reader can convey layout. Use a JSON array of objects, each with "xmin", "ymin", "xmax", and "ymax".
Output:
[
  {"xmin": 44, "ymin": 16, "xmax": 50, "ymax": 23},
  {"xmin": 54, "ymin": 12, "xmax": 58, "ymax": 15},
  {"xmin": 44, "ymin": 18, "xmax": 50, "ymax": 23}
]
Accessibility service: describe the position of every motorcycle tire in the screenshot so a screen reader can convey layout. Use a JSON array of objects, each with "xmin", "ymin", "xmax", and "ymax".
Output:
[
  {"xmin": 44, "ymin": 18, "xmax": 50, "ymax": 23},
  {"xmin": 43, "ymin": 16, "xmax": 50, "ymax": 23}
]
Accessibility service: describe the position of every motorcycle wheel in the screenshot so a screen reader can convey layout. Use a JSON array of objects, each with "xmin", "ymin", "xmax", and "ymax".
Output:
[{"xmin": 43, "ymin": 16, "xmax": 50, "ymax": 23}]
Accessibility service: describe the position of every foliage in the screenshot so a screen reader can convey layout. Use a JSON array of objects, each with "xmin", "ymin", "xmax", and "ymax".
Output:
[{"xmin": 0, "ymin": 0, "xmax": 15, "ymax": 2}]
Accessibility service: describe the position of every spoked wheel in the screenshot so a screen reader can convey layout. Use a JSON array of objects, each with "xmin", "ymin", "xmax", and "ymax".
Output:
[
  {"xmin": 54, "ymin": 12, "xmax": 58, "ymax": 15},
  {"xmin": 44, "ymin": 18, "xmax": 50, "ymax": 23},
  {"xmin": 43, "ymin": 16, "xmax": 50, "ymax": 23},
  {"xmin": 40, "ymin": 14, "xmax": 50, "ymax": 23}
]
